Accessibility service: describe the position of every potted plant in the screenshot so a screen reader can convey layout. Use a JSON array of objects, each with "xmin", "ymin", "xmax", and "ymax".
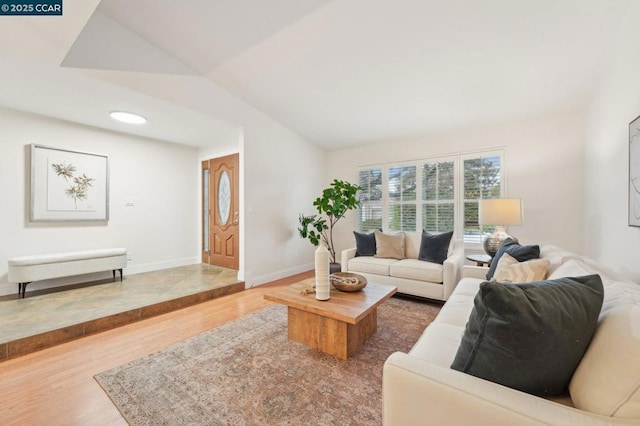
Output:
[{"xmin": 298, "ymin": 179, "xmax": 361, "ymax": 272}]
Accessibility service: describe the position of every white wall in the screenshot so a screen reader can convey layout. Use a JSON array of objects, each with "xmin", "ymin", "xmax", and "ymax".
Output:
[
  {"xmin": 0, "ymin": 107, "xmax": 200, "ymax": 296},
  {"xmin": 584, "ymin": 1, "xmax": 640, "ymax": 282},
  {"xmin": 327, "ymin": 104, "xmax": 587, "ymax": 258},
  {"xmin": 241, "ymin": 118, "xmax": 326, "ymax": 285}
]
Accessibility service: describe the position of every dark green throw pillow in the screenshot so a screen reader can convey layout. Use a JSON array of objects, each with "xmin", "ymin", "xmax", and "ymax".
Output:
[
  {"xmin": 353, "ymin": 230, "xmax": 377, "ymax": 257},
  {"xmin": 450, "ymin": 275, "xmax": 604, "ymax": 396},
  {"xmin": 418, "ymin": 231, "xmax": 453, "ymax": 264},
  {"xmin": 486, "ymin": 238, "xmax": 540, "ymax": 280}
]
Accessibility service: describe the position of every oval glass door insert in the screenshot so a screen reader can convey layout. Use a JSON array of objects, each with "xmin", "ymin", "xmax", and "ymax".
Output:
[{"xmin": 218, "ymin": 171, "xmax": 231, "ymax": 225}]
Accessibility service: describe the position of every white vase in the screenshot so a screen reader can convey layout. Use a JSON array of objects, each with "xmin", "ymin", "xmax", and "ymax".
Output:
[{"xmin": 315, "ymin": 244, "xmax": 330, "ymax": 301}]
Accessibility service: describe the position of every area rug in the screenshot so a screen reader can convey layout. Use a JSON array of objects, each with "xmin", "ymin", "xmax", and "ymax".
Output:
[{"xmin": 95, "ymin": 296, "xmax": 441, "ymax": 425}]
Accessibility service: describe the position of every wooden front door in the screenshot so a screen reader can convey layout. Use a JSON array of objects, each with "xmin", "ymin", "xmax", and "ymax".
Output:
[{"xmin": 202, "ymin": 154, "xmax": 239, "ymax": 270}]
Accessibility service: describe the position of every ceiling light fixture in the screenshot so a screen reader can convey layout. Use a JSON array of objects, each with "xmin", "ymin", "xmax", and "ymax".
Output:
[{"xmin": 109, "ymin": 111, "xmax": 147, "ymax": 124}]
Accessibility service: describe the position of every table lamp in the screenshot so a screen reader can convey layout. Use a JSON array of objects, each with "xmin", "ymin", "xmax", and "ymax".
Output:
[{"xmin": 478, "ymin": 198, "xmax": 523, "ymax": 257}]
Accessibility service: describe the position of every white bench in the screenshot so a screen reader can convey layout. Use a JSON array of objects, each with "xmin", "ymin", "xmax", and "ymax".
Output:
[{"xmin": 8, "ymin": 248, "xmax": 127, "ymax": 298}]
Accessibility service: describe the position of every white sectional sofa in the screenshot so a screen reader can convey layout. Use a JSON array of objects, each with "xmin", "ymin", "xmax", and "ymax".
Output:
[
  {"xmin": 341, "ymin": 232, "xmax": 465, "ymax": 301},
  {"xmin": 383, "ymin": 245, "xmax": 640, "ymax": 425}
]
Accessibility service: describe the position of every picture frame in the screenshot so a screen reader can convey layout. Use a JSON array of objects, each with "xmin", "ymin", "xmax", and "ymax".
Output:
[
  {"xmin": 30, "ymin": 144, "xmax": 109, "ymax": 222},
  {"xmin": 630, "ymin": 115, "xmax": 640, "ymax": 227}
]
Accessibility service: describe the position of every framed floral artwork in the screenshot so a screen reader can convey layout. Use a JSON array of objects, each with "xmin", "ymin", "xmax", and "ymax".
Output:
[{"xmin": 30, "ymin": 144, "xmax": 109, "ymax": 222}]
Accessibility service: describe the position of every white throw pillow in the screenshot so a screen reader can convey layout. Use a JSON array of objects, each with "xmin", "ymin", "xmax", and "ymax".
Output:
[
  {"xmin": 493, "ymin": 253, "xmax": 549, "ymax": 283},
  {"xmin": 569, "ymin": 281, "xmax": 640, "ymax": 417},
  {"xmin": 550, "ymin": 259, "xmax": 640, "ymax": 417},
  {"xmin": 547, "ymin": 258, "xmax": 599, "ymax": 281}
]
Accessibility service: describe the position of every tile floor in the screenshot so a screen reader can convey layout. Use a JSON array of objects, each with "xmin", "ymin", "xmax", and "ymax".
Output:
[{"xmin": 0, "ymin": 264, "xmax": 244, "ymax": 360}]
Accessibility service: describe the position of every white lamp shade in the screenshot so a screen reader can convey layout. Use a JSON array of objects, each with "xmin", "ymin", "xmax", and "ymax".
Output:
[{"xmin": 478, "ymin": 198, "xmax": 523, "ymax": 226}]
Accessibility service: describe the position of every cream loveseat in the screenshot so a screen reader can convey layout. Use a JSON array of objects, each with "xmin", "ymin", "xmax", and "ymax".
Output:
[
  {"xmin": 383, "ymin": 245, "xmax": 640, "ymax": 425},
  {"xmin": 341, "ymin": 232, "xmax": 465, "ymax": 301}
]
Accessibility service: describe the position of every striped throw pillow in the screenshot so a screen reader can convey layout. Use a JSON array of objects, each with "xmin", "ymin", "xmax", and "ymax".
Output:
[{"xmin": 493, "ymin": 253, "xmax": 550, "ymax": 284}]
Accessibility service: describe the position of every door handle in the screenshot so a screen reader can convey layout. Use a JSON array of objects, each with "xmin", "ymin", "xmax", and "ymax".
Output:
[{"xmin": 232, "ymin": 220, "xmax": 239, "ymax": 225}]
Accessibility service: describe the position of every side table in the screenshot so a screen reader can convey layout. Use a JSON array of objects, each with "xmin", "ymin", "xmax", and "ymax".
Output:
[{"xmin": 466, "ymin": 254, "xmax": 492, "ymax": 267}]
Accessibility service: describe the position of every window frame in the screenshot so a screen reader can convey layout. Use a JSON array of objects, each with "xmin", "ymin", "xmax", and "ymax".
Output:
[
  {"xmin": 357, "ymin": 167, "xmax": 384, "ymax": 232},
  {"xmin": 420, "ymin": 156, "xmax": 457, "ymax": 234},
  {"xmin": 459, "ymin": 150, "xmax": 506, "ymax": 249}
]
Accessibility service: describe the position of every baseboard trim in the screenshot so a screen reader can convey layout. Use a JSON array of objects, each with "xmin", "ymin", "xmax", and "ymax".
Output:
[
  {"xmin": 124, "ymin": 257, "xmax": 201, "ymax": 276},
  {"xmin": 0, "ymin": 282, "xmax": 16, "ymax": 296}
]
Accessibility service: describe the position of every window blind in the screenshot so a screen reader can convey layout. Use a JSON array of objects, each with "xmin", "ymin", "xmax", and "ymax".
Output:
[
  {"xmin": 358, "ymin": 168, "xmax": 383, "ymax": 231},
  {"xmin": 463, "ymin": 154, "xmax": 502, "ymax": 242},
  {"xmin": 422, "ymin": 160, "xmax": 454, "ymax": 233},
  {"xmin": 387, "ymin": 165, "xmax": 417, "ymax": 231}
]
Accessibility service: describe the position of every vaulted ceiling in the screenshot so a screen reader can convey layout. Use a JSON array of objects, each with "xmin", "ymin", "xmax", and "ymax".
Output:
[{"xmin": 0, "ymin": 0, "xmax": 630, "ymax": 149}]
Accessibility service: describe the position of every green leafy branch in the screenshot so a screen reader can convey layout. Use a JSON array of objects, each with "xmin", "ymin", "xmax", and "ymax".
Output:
[{"xmin": 298, "ymin": 179, "xmax": 361, "ymax": 263}]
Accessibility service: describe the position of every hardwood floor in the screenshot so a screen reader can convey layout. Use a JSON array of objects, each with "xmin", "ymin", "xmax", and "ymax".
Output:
[{"xmin": 0, "ymin": 271, "xmax": 312, "ymax": 426}]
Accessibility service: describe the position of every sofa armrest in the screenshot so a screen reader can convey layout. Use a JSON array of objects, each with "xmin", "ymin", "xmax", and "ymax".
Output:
[
  {"xmin": 383, "ymin": 352, "xmax": 621, "ymax": 426},
  {"xmin": 462, "ymin": 265, "xmax": 489, "ymax": 279},
  {"xmin": 442, "ymin": 240, "xmax": 464, "ymax": 300},
  {"xmin": 341, "ymin": 248, "xmax": 357, "ymax": 272}
]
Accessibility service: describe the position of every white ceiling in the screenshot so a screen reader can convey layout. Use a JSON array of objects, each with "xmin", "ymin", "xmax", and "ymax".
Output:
[{"xmin": 0, "ymin": 0, "xmax": 630, "ymax": 150}]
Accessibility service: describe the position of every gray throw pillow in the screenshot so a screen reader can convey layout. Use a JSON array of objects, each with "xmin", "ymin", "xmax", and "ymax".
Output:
[
  {"xmin": 418, "ymin": 231, "xmax": 453, "ymax": 264},
  {"xmin": 486, "ymin": 238, "xmax": 540, "ymax": 280},
  {"xmin": 450, "ymin": 275, "xmax": 604, "ymax": 396},
  {"xmin": 353, "ymin": 230, "xmax": 377, "ymax": 257}
]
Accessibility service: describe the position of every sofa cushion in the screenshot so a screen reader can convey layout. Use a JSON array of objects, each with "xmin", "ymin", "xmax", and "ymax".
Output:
[
  {"xmin": 540, "ymin": 245, "xmax": 584, "ymax": 275},
  {"xmin": 433, "ymin": 292, "xmax": 477, "ymax": 328},
  {"xmin": 451, "ymin": 275, "xmax": 604, "ymax": 397},
  {"xmin": 347, "ymin": 256, "xmax": 397, "ymax": 276},
  {"xmin": 554, "ymin": 257, "xmax": 622, "ymax": 288},
  {"xmin": 486, "ymin": 238, "xmax": 540, "ymax": 280},
  {"xmin": 452, "ymin": 277, "xmax": 483, "ymax": 296},
  {"xmin": 492, "ymin": 253, "xmax": 550, "ymax": 283},
  {"xmin": 353, "ymin": 230, "xmax": 377, "ymax": 257},
  {"xmin": 418, "ymin": 231, "xmax": 453, "ymax": 264},
  {"xmin": 375, "ymin": 230, "xmax": 406, "ymax": 259},
  {"xmin": 390, "ymin": 259, "xmax": 443, "ymax": 283},
  {"xmin": 568, "ymin": 277, "xmax": 640, "ymax": 418},
  {"xmin": 403, "ymin": 232, "xmax": 422, "ymax": 259},
  {"xmin": 410, "ymin": 322, "xmax": 467, "ymax": 367}
]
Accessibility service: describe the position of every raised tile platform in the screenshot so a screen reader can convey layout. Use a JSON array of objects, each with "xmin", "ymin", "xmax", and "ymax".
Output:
[{"xmin": 0, "ymin": 264, "xmax": 244, "ymax": 361}]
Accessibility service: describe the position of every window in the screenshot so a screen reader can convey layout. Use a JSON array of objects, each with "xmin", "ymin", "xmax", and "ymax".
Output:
[
  {"xmin": 387, "ymin": 165, "xmax": 416, "ymax": 231},
  {"xmin": 357, "ymin": 150, "xmax": 504, "ymax": 244},
  {"xmin": 462, "ymin": 153, "xmax": 503, "ymax": 243},
  {"xmin": 422, "ymin": 159, "xmax": 455, "ymax": 233},
  {"xmin": 358, "ymin": 168, "xmax": 383, "ymax": 232}
]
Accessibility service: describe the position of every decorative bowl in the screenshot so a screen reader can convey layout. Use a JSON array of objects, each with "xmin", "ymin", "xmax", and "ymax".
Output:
[{"xmin": 330, "ymin": 272, "xmax": 367, "ymax": 292}]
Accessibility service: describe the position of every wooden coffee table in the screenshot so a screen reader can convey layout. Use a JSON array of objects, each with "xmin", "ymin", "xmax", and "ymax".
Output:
[{"xmin": 264, "ymin": 279, "xmax": 397, "ymax": 360}]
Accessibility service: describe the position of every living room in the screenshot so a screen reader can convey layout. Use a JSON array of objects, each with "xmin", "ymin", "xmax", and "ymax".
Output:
[{"xmin": 1, "ymin": 0, "xmax": 639, "ymax": 424}]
